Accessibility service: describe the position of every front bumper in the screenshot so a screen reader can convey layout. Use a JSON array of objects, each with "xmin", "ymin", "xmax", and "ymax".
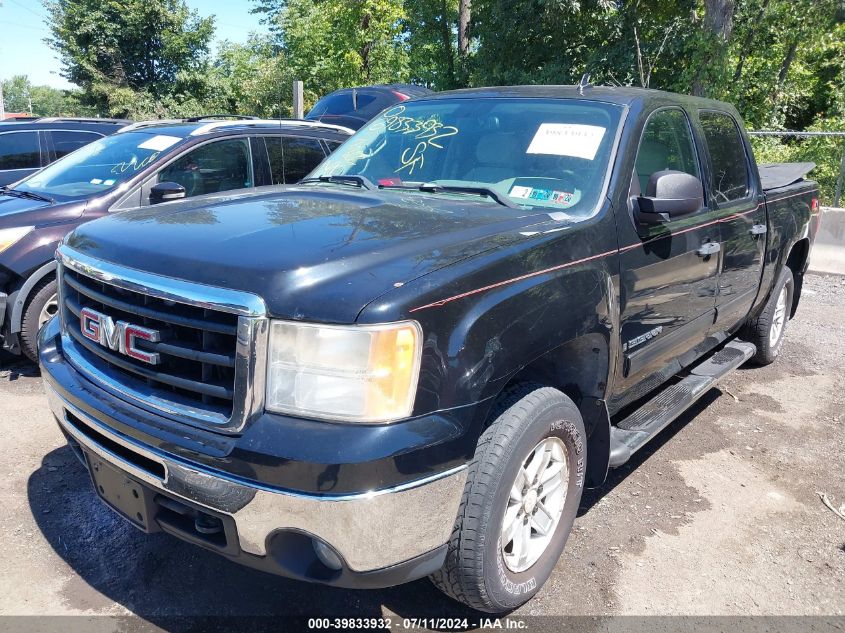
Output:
[{"xmin": 40, "ymin": 330, "xmax": 467, "ymax": 588}]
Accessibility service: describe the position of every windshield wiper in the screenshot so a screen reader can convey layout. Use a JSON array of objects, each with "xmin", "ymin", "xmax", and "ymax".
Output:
[
  {"xmin": 0, "ymin": 186, "xmax": 54, "ymax": 204},
  {"xmin": 415, "ymin": 183, "xmax": 518, "ymax": 209},
  {"xmin": 300, "ymin": 175, "xmax": 375, "ymax": 190}
]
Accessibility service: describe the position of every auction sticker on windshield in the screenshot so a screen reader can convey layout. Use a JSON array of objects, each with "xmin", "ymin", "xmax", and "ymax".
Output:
[
  {"xmin": 137, "ymin": 135, "xmax": 181, "ymax": 152},
  {"xmin": 526, "ymin": 123, "xmax": 606, "ymax": 160}
]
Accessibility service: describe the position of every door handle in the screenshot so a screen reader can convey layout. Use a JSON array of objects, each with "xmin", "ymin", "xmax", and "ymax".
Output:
[
  {"xmin": 750, "ymin": 224, "xmax": 767, "ymax": 236},
  {"xmin": 697, "ymin": 242, "xmax": 721, "ymax": 257}
]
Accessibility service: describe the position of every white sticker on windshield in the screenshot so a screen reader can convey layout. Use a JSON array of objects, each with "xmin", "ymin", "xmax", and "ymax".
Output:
[
  {"xmin": 90, "ymin": 178, "xmax": 103, "ymax": 185},
  {"xmin": 526, "ymin": 123, "xmax": 606, "ymax": 160},
  {"xmin": 137, "ymin": 135, "xmax": 181, "ymax": 152}
]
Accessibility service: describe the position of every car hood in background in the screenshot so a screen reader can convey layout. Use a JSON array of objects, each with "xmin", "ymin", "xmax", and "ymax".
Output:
[
  {"xmin": 65, "ymin": 186, "xmax": 547, "ymax": 323},
  {"xmin": 0, "ymin": 194, "xmax": 85, "ymax": 228}
]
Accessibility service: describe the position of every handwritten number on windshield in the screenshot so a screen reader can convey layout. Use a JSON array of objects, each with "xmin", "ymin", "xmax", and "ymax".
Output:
[
  {"xmin": 383, "ymin": 106, "xmax": 459, "ymax": 175},
  {"xmin": 111, "ymin": 151, "xmax": 160, "ymax": 174}
]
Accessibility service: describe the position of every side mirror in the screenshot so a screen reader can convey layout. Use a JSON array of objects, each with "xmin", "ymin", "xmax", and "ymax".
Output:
[
  {"xmin": 149, "ymin": 181, "xmax": 186, "ymax": 205},
  {"xmin": 635, "ymin": 170, "xmax": 705, "ymax": 225}
]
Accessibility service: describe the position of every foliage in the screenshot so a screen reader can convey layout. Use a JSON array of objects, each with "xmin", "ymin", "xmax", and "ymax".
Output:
[
  {"xmin": 274, "ymin": 0, "xmax": 409, "ymax": 107},
  {"xmin": 44, "ymin": 0, "xmax": 215, "ymax": 117},
  {"xmin": 39, "ymin": 0, "xmax": 845, "ymax": 201},
  {"xmin": 207, "ymin": 35, "xmax": 293, "ymax": 118},
  {"xmin": 1, "ymin": 75, "xmax": 80, "ymax": 116}
]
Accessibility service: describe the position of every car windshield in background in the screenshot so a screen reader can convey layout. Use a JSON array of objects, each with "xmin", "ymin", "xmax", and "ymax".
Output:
[
  {"xmin": 14, "ymin": 131, "xmax": 184, "ymax": 201},
  {"xmin": 310, "ymin": 98, "xmax": 623, "ymax": 215}
]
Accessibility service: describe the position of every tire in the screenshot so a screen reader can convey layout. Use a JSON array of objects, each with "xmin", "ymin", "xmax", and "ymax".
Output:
[
  {"xmin": 430, "ymin": 383, "xmax": 586, "ymax": 613},
  {"xmin": 745, "ymin": 267, "xmax": 794, "ymax": 366},
  {"xmin": 20, "ymin": 276, "xmax": 58, "ymax": 363}
]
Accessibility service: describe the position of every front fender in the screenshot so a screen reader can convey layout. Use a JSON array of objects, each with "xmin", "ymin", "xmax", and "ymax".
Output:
[{"xmin": 359, "ymin": 210, "xmax": 620, "ymax": 420}]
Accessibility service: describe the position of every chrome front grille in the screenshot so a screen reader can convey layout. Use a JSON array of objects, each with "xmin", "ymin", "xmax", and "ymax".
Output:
[{"xmin": 56, "ymin": 245, "xmax": 267, "ymax": 432}]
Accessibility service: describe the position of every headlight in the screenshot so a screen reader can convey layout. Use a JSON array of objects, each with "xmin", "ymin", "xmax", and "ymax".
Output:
[
  {"xmin": 266, "ymin": 320, "xmax": 422, "ymax": 423},
  {"xmin": 0, "ymin": 226, "xmax": 33, "ymax": 253}
]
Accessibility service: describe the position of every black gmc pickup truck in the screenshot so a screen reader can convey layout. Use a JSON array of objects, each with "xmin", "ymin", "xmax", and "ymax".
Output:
[{"xmin": 38, "ymin": 86, "xmax": 820, "ymax": 613}]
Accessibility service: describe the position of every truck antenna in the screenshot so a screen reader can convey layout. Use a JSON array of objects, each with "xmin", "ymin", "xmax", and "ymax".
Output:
[{"xmin": 578, "ymin": 73, "xmax": 592, "ymax": 94}]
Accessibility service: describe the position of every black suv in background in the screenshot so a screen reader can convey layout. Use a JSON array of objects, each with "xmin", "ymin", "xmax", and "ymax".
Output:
[
  {"xmin": 305, "ymin": 84, "xmax": 433, "ymax": 130},
  {"xmin": 0, "ymin": 118, "xmax": 129, "ymax": 186},
  {"xmin": 0, "ymin": 117, "xmax": 351, "ymax": 361}
]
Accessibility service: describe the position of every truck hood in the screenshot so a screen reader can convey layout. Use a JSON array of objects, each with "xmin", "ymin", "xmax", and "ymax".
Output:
[
  {"xmin": 0, "ymin": 193, "xmax": 85, "ymax": 228},
  {"xmin": 65, "ymin": 186, "xmax": 545, "ymax": 322}
]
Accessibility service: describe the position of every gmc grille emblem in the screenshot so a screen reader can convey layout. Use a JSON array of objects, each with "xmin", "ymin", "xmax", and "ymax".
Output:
[{"xmin": 79, "ymin": 307, "xmax": 161, "ymax": 365}]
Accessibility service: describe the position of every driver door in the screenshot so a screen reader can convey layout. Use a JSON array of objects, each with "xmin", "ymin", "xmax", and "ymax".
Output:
[{"xmin": 610, "ymin": 107, "xmax": 720, "ymax": 410}]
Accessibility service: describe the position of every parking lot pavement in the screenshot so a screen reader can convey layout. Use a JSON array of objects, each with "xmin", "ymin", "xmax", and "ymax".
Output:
[{"xmin": 0, "ymin": 275, "xmax": 843, "ymax": 626}]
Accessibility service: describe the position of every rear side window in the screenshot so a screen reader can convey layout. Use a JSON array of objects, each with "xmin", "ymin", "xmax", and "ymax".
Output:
[
  {"xmin": 634, "ymin": 108, "xmax": 700, "ymax": 195},
  {"xmin": 325, "ymin": 141, "xmax": 343, "ymax": 153},
  {"xmin": 0, "ymin": 131, "xmax": 40, "ymax": 170},
  {"xmin": 52, "ymin": 130, "xmax": 102, "ymax": 159},
  {"xmin": 282, "ymin": 137, "xmax": 325, "ymax": 183},
  {"xmin": 308, "ymin": 92, "xmax": 377, "ymax": 117},
  {"xmin": 699, "ymin": 111, "xmax": 750, "ymax": 203}
]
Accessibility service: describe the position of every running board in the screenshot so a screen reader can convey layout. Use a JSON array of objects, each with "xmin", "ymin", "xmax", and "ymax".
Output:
[{"xmin": 608, "ymin": 340, "xmax": 756, "ymax": 468}]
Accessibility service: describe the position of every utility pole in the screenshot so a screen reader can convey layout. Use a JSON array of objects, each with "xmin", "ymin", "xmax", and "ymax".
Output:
[{"xmin": 292, "ymin": 80, "xmax": 304, "ymax": 119}]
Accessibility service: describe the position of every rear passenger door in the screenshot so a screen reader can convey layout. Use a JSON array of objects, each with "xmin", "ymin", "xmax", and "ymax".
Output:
[
  {"xmin": 698, "ymin": 110, "xmax": 766, "ymax": 331},
  {"xmin": 0, "ymin": 130, "xmax": 43, "ymax": 186},
  {"xmin": 262, "ymin": 135, "xmax": 327, "ymax": 184},
  {"xmin": 612, "ymin": 107, "xmax": 720, "ymax": 408}
]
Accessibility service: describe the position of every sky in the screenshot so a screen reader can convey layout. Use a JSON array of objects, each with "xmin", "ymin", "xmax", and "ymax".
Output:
[{"xmin": 0, "ymin": 0, "xmax": 267, "ymax": 91}]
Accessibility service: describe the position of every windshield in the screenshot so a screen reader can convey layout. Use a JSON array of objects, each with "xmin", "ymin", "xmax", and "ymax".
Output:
[
  {"xmin": 14, "ymin": 131, "xmax": 184, "ymax": 201},
  {"xmin": 310, "ymin": 98, "xmax": 623, "ymax": 214}
]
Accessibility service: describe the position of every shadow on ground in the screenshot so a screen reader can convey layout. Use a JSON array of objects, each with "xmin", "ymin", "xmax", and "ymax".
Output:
[{"xmin": 26, "ymin": 384, "xmax": 725, "ymax": 628}]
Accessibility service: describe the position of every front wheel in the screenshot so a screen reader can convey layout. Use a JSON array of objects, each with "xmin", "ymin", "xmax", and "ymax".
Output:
[
  {"xmin": 20, "ymin": 277, "xmax": 58, "ymax": 363},
  {"xmin": 431, "ymin": 384, "xmax": 586, "ymax": 613}
]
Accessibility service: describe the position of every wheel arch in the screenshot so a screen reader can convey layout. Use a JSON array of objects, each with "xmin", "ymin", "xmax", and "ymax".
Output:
[
  {"xmin": 8, "ymin": 261, "xmax": 57, "ymax": 334},
  {"xmin": 784, "ymin": 237, "xmax": 810, "ymax": 318},
  {"xmin": 486, "ymin": 333, "xmax": 613, "ymax": 489}
]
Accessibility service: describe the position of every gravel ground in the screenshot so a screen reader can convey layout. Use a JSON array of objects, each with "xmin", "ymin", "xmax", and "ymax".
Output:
[{"xmin": 0, "ymin": 274, "xmax": 843, "ymax": 629}]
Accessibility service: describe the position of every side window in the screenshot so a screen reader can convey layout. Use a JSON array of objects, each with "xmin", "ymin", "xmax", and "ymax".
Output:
[
  {"xmin": 264, "ymin": 136, "xmax": 285, "ymax": 185},
  {"xmin": 699, "ymin": 111, "xmax": 750, "ymax": 204},
  {"xmin": 634, "ymin": 109, "xmax": 700, "ymax": 195},
  {"xmin": 0, "ymin": 131, "xmax": 40, "ymax": 170},
  {"xmin": 52, "ymin": 131, "xmax": 101, "ymax": 159},
  {"xmin": 282, "ymin": 137, "xmax": 325, "ymax": 183},
  {"xmin": 50, "ymin": 130, "xmax": 103, "ymax": 160},
  {"xmin": 157, "ymin": 138, "xmax": 253, "ymax": 199}
]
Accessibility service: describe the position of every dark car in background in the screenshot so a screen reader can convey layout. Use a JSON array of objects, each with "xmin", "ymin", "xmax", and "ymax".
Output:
[
  {"xmin": 305, "ymin": 84, "xmax": 433, "ymax": 130},
  {"xmin": 0, "ymin": 117, "xmax": 130, "ymax": 186},
  {"xmin": 0, "ymin": 117, "xmax": 352, "ymax": 362}
]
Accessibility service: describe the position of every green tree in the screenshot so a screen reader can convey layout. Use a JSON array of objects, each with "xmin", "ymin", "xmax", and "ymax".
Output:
[
  {"xmin": 208, "ymin": 34, "xmax": 293, "ymax": 117},
  {"xmin": 44, "ymin": 0, "xmax": 215, "ymax": 117},
  {"xmin": 404, "ymin": 0, "xmax": 460, "ymax": 89},
  {"xmin": 1, "ymin": 75, "xmax": 32, "ymax": 113},
  {"xmin": 1, "ymin": 75, "xmax": 79, "ymax": 116},
  {"xmin": 253, "ymin": 0, "xmax": 410, "ymax": 105}
]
